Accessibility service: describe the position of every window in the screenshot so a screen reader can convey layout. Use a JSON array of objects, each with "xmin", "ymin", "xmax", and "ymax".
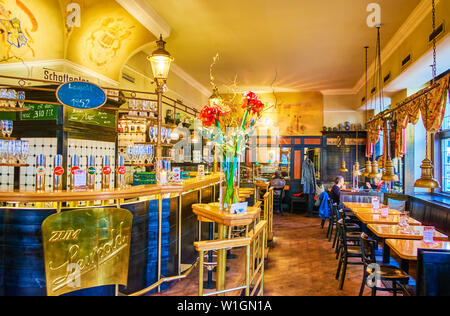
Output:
[{"xmin": 440, "ymin": 95, "xmax": 450, "ymax": 193}]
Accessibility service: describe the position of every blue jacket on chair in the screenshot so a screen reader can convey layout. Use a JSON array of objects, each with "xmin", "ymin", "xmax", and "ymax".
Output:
[{"xmin": 318, "ymin": 191, "xmax": 330, "ymax": 220}]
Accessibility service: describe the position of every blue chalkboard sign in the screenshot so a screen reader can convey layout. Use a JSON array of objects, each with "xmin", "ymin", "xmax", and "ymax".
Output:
[{"xmin": 56, "ymin": 81, "xmax": 106, "ymax": 110}]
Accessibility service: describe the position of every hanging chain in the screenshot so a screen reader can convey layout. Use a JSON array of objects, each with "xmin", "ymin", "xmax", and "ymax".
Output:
[
  {"xmin": 426, "ymin": 0, "xmax": 437, "ymax": 159},
  {"xmin": 432, "ymin": 0, "xmax": 437, "ymax": 82},
  {"xmin": 377, "ymin": 26, "xmax": 384, "ymax": 112}
]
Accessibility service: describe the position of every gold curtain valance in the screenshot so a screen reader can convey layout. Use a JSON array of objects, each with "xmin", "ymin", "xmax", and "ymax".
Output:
[{"xmin": 367, "ymin": 74, "xmax": 449, "ymax": 158}]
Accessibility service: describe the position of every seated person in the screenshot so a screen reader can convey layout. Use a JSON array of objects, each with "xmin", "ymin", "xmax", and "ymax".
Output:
[
  {"xmin": 330, "ymin": 176, "xmax": 345, "ymax": 206},
  {"xmin": 366, "ymin": 175, "xmax": 388, "ymax": 193},
  {"xmin": 270, "ymin": 170, "xmax": 286, "ymax": 189},
  {"xmin": 270, "ymin": 170, "xmax": 286, "ymax": 214}
]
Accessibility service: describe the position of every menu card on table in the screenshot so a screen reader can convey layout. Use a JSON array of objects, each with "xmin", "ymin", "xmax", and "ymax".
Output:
[
  {"xmin": 372, "ymin": 197, "xmax": 380, "ymax": 209},
  {"xmin": 381, "ymin": 207, "xmax": 389, "ymax": 218},
  {"xmin": 230, "ymin": 202, "xmax": 248, "ymax": 215},
  {"xmin": 423, "ymin": 226, "xmax": 435, "ymax": 243}
]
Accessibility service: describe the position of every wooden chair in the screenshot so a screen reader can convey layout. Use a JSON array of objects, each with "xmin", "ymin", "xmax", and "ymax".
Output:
[{"xmin": 359, "ymin": 234, "xmax": 410, "ymax": 296}]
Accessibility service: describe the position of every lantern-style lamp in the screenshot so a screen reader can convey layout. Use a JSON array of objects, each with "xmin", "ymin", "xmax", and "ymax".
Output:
[
  {"xmin": 148, "ymin": 35, "xmax": 174, "ymax": 86},
  {"xmin": 209, "ymin": 86, "xmax": 223, "ymax": 106}
]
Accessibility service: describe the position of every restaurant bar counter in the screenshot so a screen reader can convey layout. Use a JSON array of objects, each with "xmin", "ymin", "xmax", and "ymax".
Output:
[{"xmin": 0, "ymin": 174, "xmax": 222, "ymax": 296}]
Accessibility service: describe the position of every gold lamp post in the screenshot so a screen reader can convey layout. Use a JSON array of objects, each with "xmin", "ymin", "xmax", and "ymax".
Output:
[{"xmin": 148, "ymin": 35, "xmax": 174, "ymax": 182}]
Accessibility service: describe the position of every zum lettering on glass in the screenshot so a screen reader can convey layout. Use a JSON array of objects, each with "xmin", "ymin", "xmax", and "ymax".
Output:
[{"xmin": 42, "ymin": 208, "xmax": 133, "ymax": 296}]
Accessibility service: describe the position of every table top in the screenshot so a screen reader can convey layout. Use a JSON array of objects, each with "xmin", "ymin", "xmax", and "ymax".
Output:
[
  {"xmin": 368, "ymin": 224, "xmax": 449, "ymax": 241},
  {"xmin": 355, "ymin": 213, "xmax": 422, "ymax": 226},
  {"xmin": 343, "ymin": 202, "xmax": 387, "ymax": 209},
  {"xmin": 350, "ymin": 207, "xmax": 401, "ymax": 215},
  {"xmin": 385, "ymin": 239, "xmax": 450, "ymax": 261},
  {"xmin": 192, "ymin": 203, "xmax": 261, "ymax": 227}
]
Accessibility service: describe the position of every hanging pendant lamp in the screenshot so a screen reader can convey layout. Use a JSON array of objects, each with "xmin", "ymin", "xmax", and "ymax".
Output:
[
  {"xmin": 362, "ymin": 160, "xmax": 372, "ymax": 178},
  {"xmin": 338, "ymin": 136, "xmax": 348, "ymax": 173},
  {"xmin": 414, "ymin": 0, "xmax": 440, "ymax": 189},
  {"xmin": 369, "ymin": 160, "xmax": 381, "ymax": 178},
  {"xmin": 363, "ymin": 46, "xmax": 372, "ymax": 177},
  {"xmin": 415, "ymin": 158, "xmax": 440, "ymax": 188},
  {"xmin": 353, "ymin": 161, "xmax": 362, "ymax": 177},
  {"xmin": 339, "ymin": 160, "xmax": 349, "ymax": 173}
]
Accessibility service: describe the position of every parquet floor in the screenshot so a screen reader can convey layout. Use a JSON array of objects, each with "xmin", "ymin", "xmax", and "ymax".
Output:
[{"xmin": 152, "ymin": 213, "xmax": 394, "ymax": 296}]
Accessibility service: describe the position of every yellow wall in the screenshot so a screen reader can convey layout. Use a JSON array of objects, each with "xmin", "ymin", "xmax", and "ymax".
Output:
[
  {"xmin": 356, "ymin": 0, "xmax": 449, "ymax": 107},
  {"xmin": 323, "ymin": 94, "xmax": 365, "ymax": 128},
  {"xmin": 0, "ymin": 0, "xmax": 156, "ymax": 81},
  {"xmin": 253, "ymin": 91, "xmax": 324, "ymax": 136},
  {"xmin": 0, "ymin": 0, "xmax": 65, "ymax": 62}
]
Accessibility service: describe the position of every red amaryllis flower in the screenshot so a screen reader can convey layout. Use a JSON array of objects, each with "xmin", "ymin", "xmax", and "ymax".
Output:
[
  {"xmin": 242, "ymin": 91, "xmax": 264, "ymax": 116},
  {"xmin": 199, "ymin": 102, "xmax": 230, "ymax": 127}
]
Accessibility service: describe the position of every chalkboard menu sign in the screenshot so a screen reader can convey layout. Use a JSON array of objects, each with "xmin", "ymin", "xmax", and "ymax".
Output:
[
  {"xmin": 67, "ymin": 108, "xmax": 116, "ymax": 128},
  {"xmin": 21, "ymin": 103, "xmax": 58, "ymax": 121}
]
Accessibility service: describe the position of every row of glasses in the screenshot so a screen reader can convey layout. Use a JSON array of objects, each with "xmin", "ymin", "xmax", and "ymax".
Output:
[
  {"xmin": 0, "ymin": 89, "xmax": 25, "ymax": 108},
  {"xmin": 1, "ymin": 120, "xmax": 13, "ymax": 137},
  {"xmin": 0, "ymin": 140, "xmax": 29, "ymax": 164},
  {"xmin": 126, "ymin": 144, "xmax": 154, "ymax": 165},
  {"xmin": 149, "ymin": 126, "xmax": 172, "ymax": 144},
  {"xmin": 128, "ymin": 99, "xmax": 156, "ymax": 118}
]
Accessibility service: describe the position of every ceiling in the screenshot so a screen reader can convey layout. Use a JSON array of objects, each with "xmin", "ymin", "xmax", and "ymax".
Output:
[{"xmin": 146, "ymin": 0, "xmax": 421, "ymax": 93}]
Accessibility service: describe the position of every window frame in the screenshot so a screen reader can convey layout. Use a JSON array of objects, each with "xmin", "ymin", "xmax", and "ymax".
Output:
[{"xmin": 436, "ymin": 94, "xmax": 450, "ymax": 195}]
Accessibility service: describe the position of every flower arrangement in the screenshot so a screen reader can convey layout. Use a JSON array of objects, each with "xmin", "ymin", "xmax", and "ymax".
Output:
[{"xmin": 199, "ymin": 91, "xmax": 266, "ymax": 209}]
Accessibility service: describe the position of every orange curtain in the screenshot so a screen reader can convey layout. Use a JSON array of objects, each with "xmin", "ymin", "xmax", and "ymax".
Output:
[
  {"xmin": 420, "ymin": 75, "xmax": 450, "ymax": 132},
  {"xmin": 394, "ymin": 106, "xmax": 409, "ymax": 158}
]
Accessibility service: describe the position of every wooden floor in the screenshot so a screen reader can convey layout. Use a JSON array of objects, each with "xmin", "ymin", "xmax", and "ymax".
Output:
[{"xmin": 152, "ymin": 213, "xmax": 393, "ymax": 296}]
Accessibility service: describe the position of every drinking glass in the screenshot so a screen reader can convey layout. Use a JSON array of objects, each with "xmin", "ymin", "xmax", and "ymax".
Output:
[
  {"xmin": 166, "ymin": 128, "xmax": 172, "ymax": 144},
  {"xmin": 0, "ymin": 140, "xmax": 5, "ymax": 163},
  {"xmin": 6, "ymin": 140, "xmax": 14, "ymax": 163},
  {"xmin": 5, "ymin": 121, "xmax": 12, "ymax": 138},
  {"xmin": 126, "ymin": 145, "xmax": 133, "ymax": 162},
  {"xmin": 8, "ymin": 89, "xmax": 17, "ymax": 108},
  {"xmin": 141, "ymin": 100, "xmax": 149, "ymax": 118},
  {"xmin": 0, "ymin": 121, "xmax": 6, "ymax": 137},
  {"xmin": 152, "ymin": 126, "xmax": 158, "ymax": 143},
  {"xmin": 17, "ymin": 91, "xmax": 25, "ymax": 108},
  {"xmin": 19, "ymin": 140, "xmax": 29, "ymax": 164},
  {"xmin": 0, "ymin": 89, "xmax": 7, "ymax": 107},
  {"xmin": 145, "ymin": 144, "xmax": 153, "ymax": 163},
  {"xmin": 161, "ymin": 127, "xmax": 166, "ymax": 144}
]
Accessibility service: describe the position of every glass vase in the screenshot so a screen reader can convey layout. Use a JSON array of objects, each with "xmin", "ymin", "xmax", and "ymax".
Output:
[{"xmin": 220, "ymin": 156, "xmax": 240, "ymax": 211}]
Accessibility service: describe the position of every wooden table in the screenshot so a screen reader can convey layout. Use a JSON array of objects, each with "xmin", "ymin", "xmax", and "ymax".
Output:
[
  {"xmin": 355, "ymin": 213, "xmax": 422, "ymax": 226},
  {"xmin": 350, "ymin": 207, "xmax": 401, "ymax": 216},
  {"xmin": 368, "ymin": 224, "xmax": 448, "ymax": 263},
  {"xmin": 343, "ymin": 202, "xmax": 387, "ymax": 209},
  {"xmin": 192, "ymin": 203, "xmax": 261, "ymax": 295},
  {"xmin": 385, "ymin": 239, "xmax": 450, "ymax": 273}
]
